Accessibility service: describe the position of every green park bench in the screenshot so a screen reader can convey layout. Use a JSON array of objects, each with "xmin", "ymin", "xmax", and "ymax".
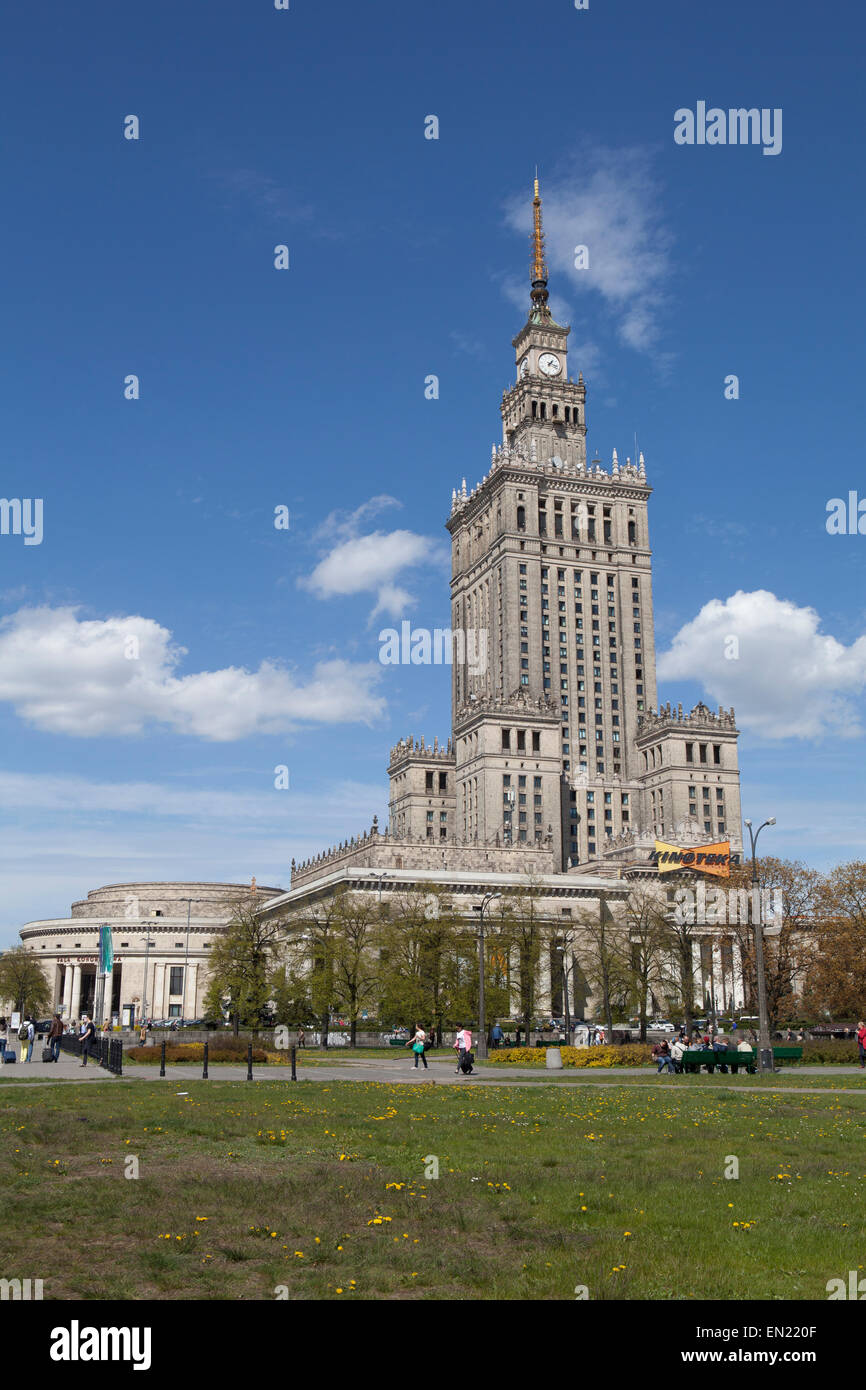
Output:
[{"xmin": 681, "ymin": 1046, "xmax": 803, "ymax": 1074}]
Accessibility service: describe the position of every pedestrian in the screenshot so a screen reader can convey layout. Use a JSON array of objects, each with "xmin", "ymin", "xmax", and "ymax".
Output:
[
  {"xmin": 48, "ymin": 1013, "xmax": 63, "ymax": 1062},
  {"xmin": 297, "ymin": 1027, "xmax": 306, "ymax": 1049},
  {"xmin": 0, "ymin": 1017, "xmax": 7, "ymax": 1063},
  {"xmin": 453, "ymin": 1026, "xmax": 473, "ymax": 1073},
  {"xmin": 856, "ymin": 1020, "xmax": 866, "ymax": 1070},
  {"xmin": 79, "ymin": 1014, "xmax": 97, "ymax": 1068},
  {"xmin": 491, "ymin": 1022, "xmax": 503, "ymax": 1050},
  {"xmin": 139, "ymin": 1019, "xmax": 148, "ymax": 1046},
  {"xmin": 21, "ymin": 1014, "xmax": 35, "ymax": 1063},
  {"xmin": 406, "ymin": 1025, "xmax": 428, "ymax": 1070}
]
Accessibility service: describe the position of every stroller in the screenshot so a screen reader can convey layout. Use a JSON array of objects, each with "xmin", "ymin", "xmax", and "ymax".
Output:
[{"xmin": 459, "ymin": 1050, "xmax": 475, "ymax": 1075}]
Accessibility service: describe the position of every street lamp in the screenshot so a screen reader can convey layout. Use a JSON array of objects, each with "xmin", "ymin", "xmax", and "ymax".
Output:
[
  {"xmin": 472, "ymin": 892, "xmax": 501, "ymax": 1060},
  {"xmin": 140, "ymin": 938, "xmax": 156, "ymax": 1028},
  {"xmin": 744, "ymin": 817, "xmax": 776, "ymax": 1073}
]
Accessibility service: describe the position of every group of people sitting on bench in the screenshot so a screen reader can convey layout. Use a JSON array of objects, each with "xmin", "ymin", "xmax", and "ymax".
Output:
[{"xmin": 653, "ymin": 1032, "xmax": 755, "ymax": 1074}]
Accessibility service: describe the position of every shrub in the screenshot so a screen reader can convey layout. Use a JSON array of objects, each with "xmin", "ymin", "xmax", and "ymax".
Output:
[{"xmin": 490, "ymin": 1044, "xmax": 653, "ymax": 1068}]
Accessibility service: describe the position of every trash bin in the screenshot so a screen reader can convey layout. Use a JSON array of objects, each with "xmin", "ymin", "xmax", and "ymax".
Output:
[{"xmin": 545, "ymin": 1046, "xmax": 563, "ymax": 1070}]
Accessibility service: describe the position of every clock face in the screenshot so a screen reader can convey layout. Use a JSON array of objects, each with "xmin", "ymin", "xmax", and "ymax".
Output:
[{"xmin": 538, "ymin": 352, "xmax": 561, "ymax": 377}]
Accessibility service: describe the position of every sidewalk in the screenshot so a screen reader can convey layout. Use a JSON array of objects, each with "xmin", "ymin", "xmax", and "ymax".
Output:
[{"xmin": 2, "ymin": 1051, "xmax": 866, "ymax": 1093}]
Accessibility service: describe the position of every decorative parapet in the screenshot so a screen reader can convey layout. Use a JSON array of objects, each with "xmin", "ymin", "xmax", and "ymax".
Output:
[
  {"xmin": 454, "ymin": 688, "xmax": 560, "ymax": 726},
  {"xmin": 636, "ymin": 700, "xmax": 738, "ymax": 738},
  {"xmin": 450, "ymin": 446, "xmax": 648, "ymax": 516},
  {"xmin": 290, "ymin": 822, "xmax": 557, "ymax": 887},
  {"xmin": 388, "ymin": 734, "xmax": 455, "ymax": 767}
]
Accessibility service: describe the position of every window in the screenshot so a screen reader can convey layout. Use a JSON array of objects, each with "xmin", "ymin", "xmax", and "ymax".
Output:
[
  {"xmin": 713, "ymin": 744, "xmax": 722, "ymax": 765},
  {"xmin": 425, "ymin": 771, "xmax": 434, "ymax": 791},
  {"xmin": 502, "ymin": 729, "xmax": 511, "ymax": 751},
  {"xmin": 532, "ymin": 731, "xmax": 541, "ymax": 752},
  {"xmin": 685, "ymin": 742, "xmax": 694, "ymax": 763},
  {"xmin": 168, "ymin": 1004, "xmax": 182, "ymax": 1018},
  {"xmin": 439, "ymin": 771, "xmax": 448, "ymax": 791},
  {"xmin": 169, "ymin": 966, "xmax": 184, "ymax": 996}
]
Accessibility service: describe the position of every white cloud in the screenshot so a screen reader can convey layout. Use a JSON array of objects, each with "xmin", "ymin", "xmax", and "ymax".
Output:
[
  {"xmin": 657, "ymin": 590, "xmax": 866, "ymax": 739},
  {"xmin": 0, "ymin": 606, "xmax": 385, "ymax": 740},
  {"xmin": 300, "ymin": 496, "xmax": 446, "ymax": 618},
  {"xmin": 503, "ymin": 149, "xmax": 673, "ymax": 357}
]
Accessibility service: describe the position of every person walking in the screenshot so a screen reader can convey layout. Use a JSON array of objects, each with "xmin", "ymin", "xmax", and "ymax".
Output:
[
  {"xmin": 491, "ymin": 1022, "xmax": 503, "ymax": 1050},
  {"xmin": 406, "ymin": 1025, "xmax": 428, "ymax": 1070},
  {"xmin": 856, "ymin": 1020, "xmax": 866, "ymax": 1069},
  {"xmin": 21, "ymin": 1015, "xmax": 35, "ymax": 1063},
  {"xmin": 79, "ymin": 1014, "xmax": 97, "ymax": 1068},
  {"xmin": 453, "ymin": 1026, "xmax": 466, "ymax": 1072},
  {"xmin": 47, "ymin": 1013, "xmax": 63, "ymax": 1062},
  {"xmin": 297, "ymin": 1027, "xmax": 306, "ymax": 1049}
]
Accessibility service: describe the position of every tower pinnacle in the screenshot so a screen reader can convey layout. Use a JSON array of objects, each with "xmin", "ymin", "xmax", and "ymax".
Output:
[{"xmin": 530, "ymin": 175, "xmax": 552, "ymax": 323}]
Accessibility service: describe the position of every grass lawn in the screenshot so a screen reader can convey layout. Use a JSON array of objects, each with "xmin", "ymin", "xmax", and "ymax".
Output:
[{"xmin": 2, "ymin": 1077, "xmax": 863, "ymax": 1301}]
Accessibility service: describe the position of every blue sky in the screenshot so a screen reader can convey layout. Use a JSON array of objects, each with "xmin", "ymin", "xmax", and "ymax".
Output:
[{"xmin": 1, "ymin": 0, "xmax": 864, "ymax": 942}]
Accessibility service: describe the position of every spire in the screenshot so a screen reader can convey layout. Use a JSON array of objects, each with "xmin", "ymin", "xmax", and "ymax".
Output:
[{"xmin": 529, "ymin": 174, "xmax": 552, "ymax": 323}]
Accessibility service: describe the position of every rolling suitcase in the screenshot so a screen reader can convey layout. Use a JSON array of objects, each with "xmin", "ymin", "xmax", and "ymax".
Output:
[
  {"xmin": 3, "ymin": 1049, "xmax": 17, "ymax": 1063},
  {"xmin": 460, "ymin": 1050, "xmax": 475, "ymax": 1075},
  {"xmin": 42, "ymin": 1046, "xmax": 53, "ymax": 1063}
]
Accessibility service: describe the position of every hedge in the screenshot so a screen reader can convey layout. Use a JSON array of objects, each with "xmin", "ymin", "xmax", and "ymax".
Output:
[{"xmin": 490, "ymin": 1044, "xmax": 654, "ymax": 1068}]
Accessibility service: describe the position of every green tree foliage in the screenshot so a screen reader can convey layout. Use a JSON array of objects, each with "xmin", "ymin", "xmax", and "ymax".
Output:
[
  {"xmin": 0, "ymin": 947, "xmax": 53, "ymax": 1017},
  {"xmin": 202, "ymin": 898, "xmax": 286, "ymax": 1035}
]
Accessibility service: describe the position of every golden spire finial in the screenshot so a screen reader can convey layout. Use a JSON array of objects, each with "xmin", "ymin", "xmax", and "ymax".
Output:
[{"xmin": 532, "ymin": 174, "xmax": 547, "ymax": 285}]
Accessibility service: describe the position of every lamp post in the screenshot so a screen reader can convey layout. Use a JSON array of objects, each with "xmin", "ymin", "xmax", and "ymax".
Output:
[
  {"xmin": 744, "ymin": 817, "xmax": 776, "ymax": 1073},
  {"xmin": 140, "ymin": 937, "xmax": 156, "ymax": 1027},
  {"xmin": 472, "ymin": 892, "xmax": 501, "ymax": 1060}
]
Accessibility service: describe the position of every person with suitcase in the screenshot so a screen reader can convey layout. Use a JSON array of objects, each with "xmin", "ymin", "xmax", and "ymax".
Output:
[{"xmin": 47, "ymin": 1014, "xmax": 63, "ymax": 1063}]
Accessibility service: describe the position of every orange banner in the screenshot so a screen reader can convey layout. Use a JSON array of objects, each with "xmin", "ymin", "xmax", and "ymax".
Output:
[{"xmin": 652, "ymin": 840, "xmax": 739, "ymax": 877}]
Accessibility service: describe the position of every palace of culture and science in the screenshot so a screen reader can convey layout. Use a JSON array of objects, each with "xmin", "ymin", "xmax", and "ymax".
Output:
[{"xmin": 290, "ymin": 179, "xmax": 744, "ymax": 897}]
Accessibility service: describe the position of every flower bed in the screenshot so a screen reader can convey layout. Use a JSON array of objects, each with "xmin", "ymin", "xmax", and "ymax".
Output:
[{"xmin": 489, "ymin": 1044, "xmax": 653, "ymax": 1068}]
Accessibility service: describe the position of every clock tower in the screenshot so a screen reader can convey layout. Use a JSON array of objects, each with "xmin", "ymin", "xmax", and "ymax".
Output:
[{"xmin": 501, "ymin": 178, "xmax": 587, "ymax": 470}]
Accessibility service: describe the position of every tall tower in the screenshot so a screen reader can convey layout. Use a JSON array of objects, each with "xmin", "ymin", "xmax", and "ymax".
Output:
[{"xmin": 447, "ymin": 178, "xmax": 660, "ymax": 866}]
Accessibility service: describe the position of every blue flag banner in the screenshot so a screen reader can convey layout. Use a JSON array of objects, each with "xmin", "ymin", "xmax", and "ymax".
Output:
[{"xmin": 99, "ymin": 924, "xmax": 114, "ymax": 976}]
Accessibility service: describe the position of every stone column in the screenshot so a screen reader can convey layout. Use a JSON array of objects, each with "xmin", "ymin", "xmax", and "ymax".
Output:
[
  {"xmin": 152, "ymin": 963, "xmax": 165, "ymax": 1020},
  {"xmin": 70, "ymin": 965, "xmax": 82, "ymax": 1020},
  {"xmin": 184, "ymin": 962, "xmax": 199, "ymax": 1019},
  {"xmin": 61, "ymin": 965, "xmax": 73, "ymax": 1017}
]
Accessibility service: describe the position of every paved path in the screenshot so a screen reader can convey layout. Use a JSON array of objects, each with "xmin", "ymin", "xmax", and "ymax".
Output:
[{"xmin": 2, "ymin": 1052, "xmax": 866, "ymax": 1098}]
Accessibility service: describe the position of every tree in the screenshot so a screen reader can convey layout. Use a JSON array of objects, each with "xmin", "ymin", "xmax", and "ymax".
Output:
[
  {"xmin": 728, "ymin": 857, "xmax": 818, "ymax": 1028},
  {"xmin": 498, "ymin": 876, "xmax": 546, "ymax": 1044},
  {"xmin": 330, "ymin": 895, "xmax": 381, "ymax": 1045},
  {"xmin": 202, "ymin": 898, "xmax": 286, "ymax": 1035},
  {"xmin": 800, "ymin": 860, "xmax": 866, "ymax": 1020},
  {"xmin": 574, "ymin": 895, "xmax": 629, "ymax": 1037},
  {"xmin": 269, "ymin": 966, "xmax": 313, "ymax": 1028},
  {"xmin": 0, "ymin": 947, "xmax": 52, "ymax": 1017},
  {"xmin": 622, "ymin": 885, "xmax": 670, "ymax": 1041}
]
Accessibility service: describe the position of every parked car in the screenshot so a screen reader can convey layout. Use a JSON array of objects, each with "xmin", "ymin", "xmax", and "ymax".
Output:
[{"xmin": 650, "ymin": 1020, "xmax": 675, "ymax": 1032}]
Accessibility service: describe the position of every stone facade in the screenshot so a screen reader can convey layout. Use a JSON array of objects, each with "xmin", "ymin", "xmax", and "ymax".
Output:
[{"xmin": 18, "ymin": 881, "xmax": 283, "ymax": 1024}]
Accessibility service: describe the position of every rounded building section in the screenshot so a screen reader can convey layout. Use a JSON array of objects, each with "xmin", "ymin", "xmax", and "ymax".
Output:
[{"xmin": 19, "ymin": 880, "xmax": 285, "ymax": 1025}]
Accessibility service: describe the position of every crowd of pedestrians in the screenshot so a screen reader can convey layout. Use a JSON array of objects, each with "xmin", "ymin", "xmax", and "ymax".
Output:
[{"xmin": 0, "ymin": 1013, "xmax": 99, "ymax": 1065}]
